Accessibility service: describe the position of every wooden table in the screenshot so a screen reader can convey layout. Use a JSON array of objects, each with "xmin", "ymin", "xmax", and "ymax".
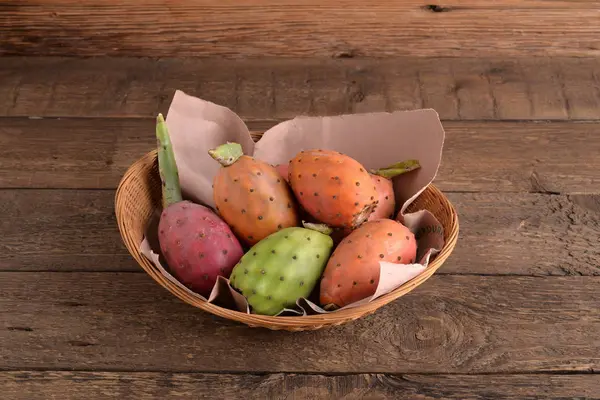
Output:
[{"xmin": 2, "ymin": 2, "xmax": 600, "ymax": 399}]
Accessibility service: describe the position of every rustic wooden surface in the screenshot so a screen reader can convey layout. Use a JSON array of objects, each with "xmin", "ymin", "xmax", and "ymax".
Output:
[
  {"xmin": 3, "ymin": 372, "xmax": 599, "ymax": 400},
  {"xmin": 2, "ymin": 190, "xmax": 599, "ymax": 276},
  {"xmin": 2, "ymin": 118, "xmax": 600, "ymax": 193},
  {"xmin": 2, "ymin": 2, "xmax": 600, "ymax": 58},
  {"xmin": 2, "ymin": 2, "xmax": 600, "ymax": 399},
  {"xmin": 2, "ymin": 57, "xmax": 600, "ymax": 120},
  {"xmin": 3, "ymin": 273, "xmax": 600, "ymax": 373}
]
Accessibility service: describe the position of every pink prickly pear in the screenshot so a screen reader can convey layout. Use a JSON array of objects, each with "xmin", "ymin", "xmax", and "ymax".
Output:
[
  {"xmin": 368, "ymin": 159, "xmax": 421, "ymax": 221},
  {"xmin": 319, "ymin": 219, "xmax": 417, "ymax": 310},
  {"xmin": 274, "ymin": 163, "xmax": 289, "ymax": 183},
  {"xmin": 156, "ymin": 114, "xmax": 243, "ymax": 297},
  {"xmin": 324, "ymin": 159, "xmax": 422, "ymax": 245}
]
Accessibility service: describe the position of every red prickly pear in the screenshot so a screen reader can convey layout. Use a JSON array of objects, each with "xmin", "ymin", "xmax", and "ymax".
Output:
[
  {"xmin": 368, "ymin": 159, "xmax": 421, "ymax": 221},
  {"xmin": 209, "ymin": 143, "xmax": 300, "ymax": 246},
  {"xmin": 319, "ymin": 219, "xmax": 417, "ymax": 310},
  {"xmin": 158, "ymin": 203, "xmax": 244, "ymax": 297},
  {"xmin": 156, "ymin": 114, "xmax": 244, "ymax": 297},
  {"xmin": 288, "ymin": 149, "xmax": 378, "ymax": 229}
]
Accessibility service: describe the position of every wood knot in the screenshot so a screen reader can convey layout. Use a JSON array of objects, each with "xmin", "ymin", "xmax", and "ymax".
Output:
[{"xmin": 423, "ymin": 5, "xmax": 452, "ymax": 12}]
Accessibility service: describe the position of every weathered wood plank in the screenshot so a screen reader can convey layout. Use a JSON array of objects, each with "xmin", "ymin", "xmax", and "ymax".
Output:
[
  {"xmin": 1, "ymin": 118, "xmax": 599, "ymax": 194},
  {"xmin": 2, "ymin": 2, "xmax": 599, "ymax": 58},
  {"xmin": 0, "ymin": 190, "xmax": 131, "ymax": 272},
  {"xmin": 2, "ymin": 189, "xmax": 598, "ymax": 275},
  {"xmin": 2, "ymin": 273, "xmax": 599, "ymax": 373},
  {"xmin": 2, "ymin": 57, "xmax": 599, "ymax": 120},
  {"xmin": 2, "ymin": 371, "xmax": 599, "ymax": 400}
]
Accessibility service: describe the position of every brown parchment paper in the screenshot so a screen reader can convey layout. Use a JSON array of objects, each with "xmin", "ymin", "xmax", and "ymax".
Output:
[{"xmin": 140, "ymin": 90, "xmax": 446, "ymax": 316}]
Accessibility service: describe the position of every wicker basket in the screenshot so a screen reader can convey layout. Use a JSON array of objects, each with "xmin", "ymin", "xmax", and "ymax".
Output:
[{"xmin": 115, "ymin": 144, "xmax": 459, "ymax": 331}]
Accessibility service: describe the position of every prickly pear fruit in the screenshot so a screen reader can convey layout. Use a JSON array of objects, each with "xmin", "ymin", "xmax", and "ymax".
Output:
[
  {"xmin": 369, "ymin": 175, "xmax": 394, "ymax": 220},
  {"xmin": 158, "ymin": 202, "xmax": 244, "ymax": 297},
  {"xmin": 288, "ymin": 149, "xmax": 378, "ymax": 229},
  {"xmin": 369, "ymin": 160, "xmax": 421, "ymax": 221},
  {"xmin": 229, "ymin": 222, "xmax": 334, "ymax": 316},
  {"xmin": 155, "ymin": 114, "xmax": 244, "ymax": 297},
  {"xmin": 209, "ymin": 143, "xmax": 300, "ymax": 246},
  {"xmin": 319, "ymin": 219, "xmax": 417, "ymax": 310},
  {"xmin": 274, "ymin": 162, "xmax": 323, "ymax": 224},
  {"xmin": 274, "ymin": 163, "xmax": 289, "ymax": 183}
]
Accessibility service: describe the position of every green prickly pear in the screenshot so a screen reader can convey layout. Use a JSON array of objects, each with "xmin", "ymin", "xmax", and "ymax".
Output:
[{"xmin": 229, "ymin": 222, "xmax": 334, "ymax": 316}]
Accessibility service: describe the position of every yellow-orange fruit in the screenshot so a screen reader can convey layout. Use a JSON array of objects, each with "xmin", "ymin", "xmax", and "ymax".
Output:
[
  {"xmin": 210, "ymin": 143, "xmax": 300, "ymax": 246},
  {"xmin": 369, "ymin": 174, "xmax": 396, "ymax": 220},
  {"xmin": 319, "ymin": 219, "xmax": 417, "ymax": 309},
  {"xmin": 288, "ymin": 149, "xmax": 378, "ymax": 229}
]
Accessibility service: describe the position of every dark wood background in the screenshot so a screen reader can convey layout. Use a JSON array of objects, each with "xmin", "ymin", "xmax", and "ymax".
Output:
[{"xmin": 1, "ymin": 1, "xmax": 599, "ymax": 399}]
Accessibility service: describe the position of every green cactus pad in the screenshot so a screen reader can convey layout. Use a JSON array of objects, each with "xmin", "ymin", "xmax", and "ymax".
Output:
[
  {"xmin": 370, "ymin": 159, "xmax": 421, "ymax": 179},
  {"xmin": 208, "ymin": 142, "xmax": 244, "ymax": 167},
  {"xmin": 156, "ymin": 113, "xmax": 183, "ymax": 207},
  {"xmin": 229, "ymin": 226, "xmax": 334, "ymax": 316}
]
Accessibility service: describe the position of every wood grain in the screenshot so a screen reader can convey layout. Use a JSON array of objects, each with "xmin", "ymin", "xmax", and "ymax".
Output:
[
  {"xmin": 2, "ymin": 57, "xmax": 599, "ymax": 120},
  {"xmin": 2, "ymin": 371, "xmax": 599, "ymax": 400},
  {"xmin": 2, "ymin": 2, "xmax": 600, "ymax": 58},
  {"xmin": 2, "ymin": 272, "xmax": 599, "ymax": 373},
  {"xmin": 2, "ymin": 118, "xmax": 599, "ymax": 194},
  {"xmin": 2, "ymin": 189, "xmax": 598, "ymax": 275}
]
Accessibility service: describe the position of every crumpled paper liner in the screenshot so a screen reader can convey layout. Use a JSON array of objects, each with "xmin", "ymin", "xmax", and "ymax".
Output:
[{"xmin": 139, "ymin": 90, "xmax": 446, "ymax": 316}]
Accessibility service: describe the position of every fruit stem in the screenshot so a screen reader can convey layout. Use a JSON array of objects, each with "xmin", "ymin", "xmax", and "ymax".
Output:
[
  {"xmin": 371, "ymin": 159, "xmax": 421, "ymax": 179},
  {"xmin": 208, "ymin": 142, "xmax": 244, "ymax": 167},
  {"xmin": 156, "ymin": 113, "xmax": 183, "ymax": 207},
  {"xmin": 302, "ymin": 221, "xmax": 333, "ymax": 235}
]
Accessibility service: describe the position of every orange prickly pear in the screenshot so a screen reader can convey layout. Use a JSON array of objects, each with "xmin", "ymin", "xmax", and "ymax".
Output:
[
  {"xmin": 319, "ymin": 219, "xmax": 417, "ymax": 310},
  {"xmin": 209, "ymin": 142, "xmax": 300, "ymax": 246},
  {"xmin": 287, "ymin": 149, "xmax": 378, "ymax": 229},
  {"xmin": 274, "ymin": 162, "xmax": 322, "ymax": 224},
  {"xmin": 368, "ymin": 160, "xmax": 421, "ymax": 221}
]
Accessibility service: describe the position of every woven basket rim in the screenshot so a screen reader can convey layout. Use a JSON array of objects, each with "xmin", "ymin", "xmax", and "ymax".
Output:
[{"xmin": 115, "ymin": 149, "xmax": 459, "ymax": 329}]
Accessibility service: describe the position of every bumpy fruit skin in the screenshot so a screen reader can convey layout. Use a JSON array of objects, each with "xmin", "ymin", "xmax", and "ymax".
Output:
[
  {"xmin": 213, "ymin": 156, "xmax": 299, "ymax": 246},
  {"xmin": 158, "ymin": 201, "xmax": 244, "ymax": 297},
  {"xmin": 369, "ymin": 174, "xmax": 395, "ymax": 221},
  {"xmin": 274, "ymin": 162, "xmax": 322, "ymax": 224},
  {"xmin": 288, "ymin": 149, "xmax": 378, "ymax": 229},
  {"xmin": 229, "ymin": 227, "xmax": 333, "ymax": 315},
  {"xmin": 275, "ymin": 163, "xmax": 289, "ymax": 183},
  {"xmin": 319, "ymin": 219, "xmax": 417, "ymax": 309},
  {"xmin": 329, "ymin": 173, "xmax": 394, "ymax": 244}
]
